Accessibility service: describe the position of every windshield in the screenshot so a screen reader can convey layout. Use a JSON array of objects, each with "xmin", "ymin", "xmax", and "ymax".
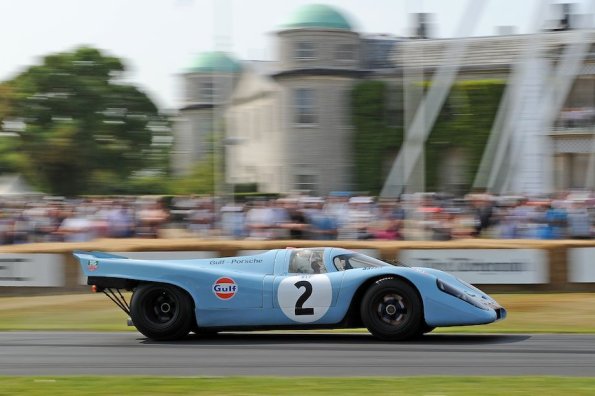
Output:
[{"xmin": 332, "ymin": 253, "xmax": 406, "ymax": 271}]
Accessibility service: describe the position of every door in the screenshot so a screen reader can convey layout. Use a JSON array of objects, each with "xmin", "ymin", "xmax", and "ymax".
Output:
[{"xmin": 272, "ymin": 248, "xmax": 344, "ymax": 324}]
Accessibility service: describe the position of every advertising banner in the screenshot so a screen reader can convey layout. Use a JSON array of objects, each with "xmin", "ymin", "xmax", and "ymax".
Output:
[
  {"xmin": 399, "ymin": 249, "xmax": 548, "ymax": 284},
  {"xmin": 0, "ymin": 254, "xmax": 64, "ymax": 287}
]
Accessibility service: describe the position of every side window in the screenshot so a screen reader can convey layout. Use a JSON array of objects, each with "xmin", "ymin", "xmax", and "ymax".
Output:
[
  {"xmin": 293, "ymin": 88, "xmax": 316, "ymax": 125},
  {"xmin": 200, "ymin": 80, "xmax": 215, "ymax": 102},
  {"xmin": 294, "ymin": 174, "xmax": 318, "ymax": 194},
  {"xmin": 333, "ymin": 255, "xmax": 353, "ymax": 271},
  {"xmin": 333, "ymin": 253, "xmax": 393, "ymax": 271},
  {"xmin": 288, "ymin": 249, "xmax": 326, "ymax": 274},
  {"xmin": 295, "ymin": 42, "xmax": 315, "ymax": 60},
  {"xmin": 335, "ymin": 43, "xmax": 355, "ymax": 61}
]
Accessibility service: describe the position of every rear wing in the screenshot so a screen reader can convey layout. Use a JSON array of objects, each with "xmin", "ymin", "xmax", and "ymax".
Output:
[
  {"xmin": 73, "ymin": 250, "xmax": 137, "ymax": 294},
  {"xmin": 73, "ymin": 250, "xmax": 128, "ymax": 260}
]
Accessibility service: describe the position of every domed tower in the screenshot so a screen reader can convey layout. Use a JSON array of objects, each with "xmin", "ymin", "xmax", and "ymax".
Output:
[
  {"xmin": 274, "ymin": 4, "xmax": 362, "ymax": 194},
  {"xmin": 278, "ymin": 4, "xmax": 359, "ymax": 71},
  {"xmin": 172, "ymin": 51, "xmax": 241, "ymax": 175}
]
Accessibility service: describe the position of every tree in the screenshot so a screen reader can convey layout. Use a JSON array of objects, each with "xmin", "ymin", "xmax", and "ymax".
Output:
[
  {"xmin": 169, "ymin": 154, "xmax": 217, "ymax": 195},
  {"xmin": 0, "ymin": 46, "xmax": 170, "ymax": 195}
]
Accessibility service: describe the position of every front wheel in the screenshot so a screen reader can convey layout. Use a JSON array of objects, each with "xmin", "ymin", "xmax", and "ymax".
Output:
[
  {"xmin": 130, "ymin": 283, "xmax": 194, "ymax": 340},
  {"xmin": 360, "ymin": 278, "xmax": 423, "ymax": 341}
]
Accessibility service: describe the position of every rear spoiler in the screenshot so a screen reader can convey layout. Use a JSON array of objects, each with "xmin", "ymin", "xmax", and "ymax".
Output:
[{"xmin": 73, "ymin": 250, "xmax": 128, "ymax": 259}]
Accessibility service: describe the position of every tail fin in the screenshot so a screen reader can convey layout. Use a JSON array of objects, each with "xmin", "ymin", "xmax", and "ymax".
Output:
[{"xmin": 73, "ymin": 251, "xmax": 128, "ymax": 259}]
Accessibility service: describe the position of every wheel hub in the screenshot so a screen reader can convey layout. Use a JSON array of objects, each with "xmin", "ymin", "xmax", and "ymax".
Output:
[
  {"xmin": 385, "ymin": 304, "xmax": 397, "ymax": 315},
  {"xmin": 376, "ymin": 293, "xmax": 408, "ymax": 325},
  {"xmin": 143, "ymin": 290, "xmax": 178, "ymax": 324}
]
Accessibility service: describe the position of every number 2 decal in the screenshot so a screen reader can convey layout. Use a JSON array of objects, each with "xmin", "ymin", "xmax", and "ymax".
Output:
[
  {"xmin": 278, "ymin": 275, "xmax": 332, "ymax": 323},
  {"xmin": 294, "ymin": 280, "xmax": 314, "ymax": 315}
]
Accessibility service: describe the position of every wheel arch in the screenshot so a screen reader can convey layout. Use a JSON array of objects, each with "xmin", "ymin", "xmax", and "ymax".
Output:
[
  {"xmin": 133, "ymin": 280, "xmax": 197, "ymax": 311},
  {"xmin": 88, "ymin": 275, "xmax": 198, "ymax": 309},
  {"xmin": 344, "ymin": 274, "xmax": 426, "ymax": 327},
  {"xmin": 129, "ymin": 280, "xmax": 197, "ymax": 340}
]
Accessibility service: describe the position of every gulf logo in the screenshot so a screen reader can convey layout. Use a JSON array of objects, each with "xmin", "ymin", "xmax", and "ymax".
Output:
[{"xmin": 212, "ymin": 277, "xmax": 238, "ymax": 300}]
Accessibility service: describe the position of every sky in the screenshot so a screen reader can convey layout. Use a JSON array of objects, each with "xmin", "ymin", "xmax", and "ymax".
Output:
[{"xmin": 1, "ymin": 0, "xmax": 592, "ymax": 111}]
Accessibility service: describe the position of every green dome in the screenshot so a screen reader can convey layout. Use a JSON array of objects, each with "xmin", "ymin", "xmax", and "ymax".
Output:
[
  {"xmin": 283, "ymin": 4, "xmax": 353, "ymax": 30},
  {"xmin": 187, "ymin": 51, "xmax": 241, "ymax": 73}
]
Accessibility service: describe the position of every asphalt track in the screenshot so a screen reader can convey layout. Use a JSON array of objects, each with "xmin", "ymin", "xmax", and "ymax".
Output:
[{"xmin": 0, "ymin": 332, "xmax": 594, "ymax": 376}]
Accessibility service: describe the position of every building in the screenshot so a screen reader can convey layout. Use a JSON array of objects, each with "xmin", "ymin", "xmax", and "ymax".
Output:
[
  {"xmin": 389, "ymin": 30, "xmax": 595, "ymax": 194},
  {"xmin": 173, "ymin": 3, "xmax": 595, "ymax": 196},
  {"xmin": 172, "ymin": 4, "xmax": 399, "ymax": 195},
  {"xmin": 172, "ymin": 51, "xmax": 242, "ymax": 176}
]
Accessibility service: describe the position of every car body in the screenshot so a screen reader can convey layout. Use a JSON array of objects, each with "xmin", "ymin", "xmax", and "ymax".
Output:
[{"xmin": 73, "ymin": 248, "xmax": 506, "ymax": 341}]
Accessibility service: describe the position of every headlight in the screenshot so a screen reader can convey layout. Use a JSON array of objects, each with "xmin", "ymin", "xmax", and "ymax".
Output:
[{"xmin": 436, "ymin": 279, "xmax": 489, "ymax": 310}]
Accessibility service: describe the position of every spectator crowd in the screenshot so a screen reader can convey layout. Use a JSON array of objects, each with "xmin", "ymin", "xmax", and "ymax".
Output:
[{"xmin": 1, "ymin": 192, "xmax": 595, "ymax": 245}]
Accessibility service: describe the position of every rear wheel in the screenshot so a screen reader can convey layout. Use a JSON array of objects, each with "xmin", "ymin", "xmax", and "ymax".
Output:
[
  {"xmin": 130, "ymin": 283, "xmax": 194, "ymax": 340},
  {"xmin": 360, "ymin": 278, "xmax": 423, "ymax": 341}
]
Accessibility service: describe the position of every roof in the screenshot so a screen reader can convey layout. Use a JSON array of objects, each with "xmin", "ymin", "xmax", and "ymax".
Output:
[
  {"xmin": 394, "ymin": 30, "xmax": 593, "ymax": 69},
  {"xmin": 187, "ymin": 51, "xmax": 241, "ymax": 73},
  {"xmin": 282, "ymin": 4, "xmax": 353, "ymax": 31}
]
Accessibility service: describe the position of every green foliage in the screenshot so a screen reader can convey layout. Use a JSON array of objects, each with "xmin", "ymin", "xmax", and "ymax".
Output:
[
  {"xmin": 351, "ymin": 80, "xmax": 403, "ymax": 194},
  {"xmin": 425, "ymin": 80, "xmax": 505, "ymax": 193},
  {"xmin": 0, "ymin": 46, "xmax": 170, "ymax": 195},
  {"xmin": 0, "ymin": 135, "xmax": 22, "ymax": 173},
  {"xmin": 126, "ymin": 175, "xmax": 172, "ymax": 195},
  {"xmin": 169, "ymin": 154, "xmax": 217, "ymax": 195},
  {"xmin": 0, "ymin": 84, "xmax": 14, "ymax": 120},
  {"xmin": 351, "ymin": 79, "xmax": 504, "ymax": 194}
]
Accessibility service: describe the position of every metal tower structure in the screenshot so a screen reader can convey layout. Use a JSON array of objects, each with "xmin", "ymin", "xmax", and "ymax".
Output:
[{"xmin": 380, "ymin": 0, "xmax": 486, "ymax": 198}]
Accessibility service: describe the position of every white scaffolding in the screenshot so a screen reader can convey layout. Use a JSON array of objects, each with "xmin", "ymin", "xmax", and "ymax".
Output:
[
  {"xmin": 380, "ymin": 0, "xmax": 486, "ymax": 198},
  {"xmin": 382, "ymin": 0, "xmax": 591, "ymax": 197}
]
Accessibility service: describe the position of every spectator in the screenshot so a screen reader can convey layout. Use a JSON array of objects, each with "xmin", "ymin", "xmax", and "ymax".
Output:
[
  {"xmin": 279, "ymin": 199, "xmax": 308, "ymax": 240},
  {"xmin": 567, "ymin": 201, "xmax": 591, "ymax": 239},
  {"xmin": 245, "ymin": 199, "xmax": 276, "ymax": 239}
]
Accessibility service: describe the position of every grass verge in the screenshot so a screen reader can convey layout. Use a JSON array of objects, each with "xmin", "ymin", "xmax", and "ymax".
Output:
[{"xmin": 0, "ymin": 376, "xmax": 594, "ymax": 395}]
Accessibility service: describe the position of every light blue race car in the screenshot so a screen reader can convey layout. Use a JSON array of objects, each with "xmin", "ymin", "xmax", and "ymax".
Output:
[{"xmin": 73, "ymin": 248, "xmax": 506, "ymax": 341}]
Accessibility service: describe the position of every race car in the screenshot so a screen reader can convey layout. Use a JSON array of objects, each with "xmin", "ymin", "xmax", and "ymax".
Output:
[{"xmin": 73, "ymin": 248, "xmax": 506, "ymax": 341}]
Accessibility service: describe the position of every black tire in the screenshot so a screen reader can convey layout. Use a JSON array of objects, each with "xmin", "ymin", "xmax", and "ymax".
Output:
[
  {"xmin": 360, "ymin": 278, "xmax": 423, "ymax": 341},
  {"xmin": 421, "ymin": 324, "xmax": 435, "ymax": 334},
  {"xmin": 130, "ymin": 283, "xmax": 194, "ymax": 341},
  {"xmin": 412, "ymin": 323, "xmax": 436, "ymax": 338}
]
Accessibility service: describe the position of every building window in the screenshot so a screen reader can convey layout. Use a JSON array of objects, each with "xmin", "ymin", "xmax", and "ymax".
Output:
[
  {"xmin": 335, "ymin": 44, "xmax": 355, "ymax": 61},
  {"xmin": 200, "ymin": 81, "xmax": 216, "ymax": 101},
  {"xmin": 294, "ymin": 88, "xmax": 316, "ymax": 125},
  {"xmin": 295, "ymin": 174, "xmax": 318, "ymax": 194},
  {"xmin": 295, "ymin": 42, "xmax": 315, "ymax": 60}
]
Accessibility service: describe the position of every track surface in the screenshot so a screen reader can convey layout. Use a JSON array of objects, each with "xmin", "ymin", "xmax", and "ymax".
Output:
[{"xmin": 0, "ymin": 332, "xmax": 593, "ymax": 376}]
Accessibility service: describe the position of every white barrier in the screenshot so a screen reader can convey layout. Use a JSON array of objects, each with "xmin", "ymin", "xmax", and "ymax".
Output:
[
  {"xmin": 238, "ymin": 249, "xmax": 380, "ymax": 258},
  {"xmin": 0, "ymin": 254, "xmax": 64, "ymax": 287},
  {"xmin": 2, "ymin": 242, "xmax": 595, "ymax": 291},
  {"xmin": 568, "ymin": 248, "xmax": 595, "ymax": 283},
  {"xmin": 399, "ymin": 249, "xmax": 549, "ymax": 284}
]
